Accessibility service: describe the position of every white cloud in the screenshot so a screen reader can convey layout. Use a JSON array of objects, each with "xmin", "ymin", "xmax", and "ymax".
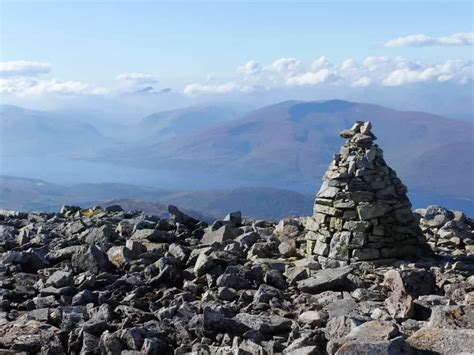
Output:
[
  {"xmin": 287, "ymin": 69, "xmax": 337, "ymax": 86},
  {"xmin": 0, "ymin": 61, "xmax": 51, "ymax": 77},
  {"xmin": 382, "ymin": 68, "xmax": 433, "ymax": 86},
  {"xmin": 0, "ymin": 77, "xmax": 109, "ymax": 96},
  {"xmin": 384, "ymin": 32, "xmax": 474, "ymax": 47},
  {"xmin": 116, "ymin": 72, "xmax": 159, "ymax": 84},
  {"xmin": 183, "ymin": 56, "xmax": 473, "ymax": 95},
  {"xmin": 268, "ymin": 58, "xmax": 300, "ymax": 74},
  {"xmin": 311, "ymin": 56, "xmax": 333, "ymax": 71},
  {"xmin": 0, "ymin": 60, "xmax": 109, "ymax": 97},
  {"xmin": 341, "ymin": 59, "xmax": 357, "ymax": 70},
  {"xmin": 237, "ymin": 60, "xmax": 262, "ymax": 76},
  {"xmin": 382, "ymin": 60, "xmax": 473, "ymax": 86},
  {"xmin": 362, "ymin": 56, "xmax": 391, "ymax": 70},
  {"xmin": 352, "ymin": 76, "xmax": 371, "ymax": 87},
  {"xmin": 183, "ymin": 82, "xmax": 256, "ymax": 95}
]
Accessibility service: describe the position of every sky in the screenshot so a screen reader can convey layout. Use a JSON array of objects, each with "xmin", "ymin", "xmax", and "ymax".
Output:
[{"xmin": 0, "ymin": 0, "xmax": 473, "ymax": 114}]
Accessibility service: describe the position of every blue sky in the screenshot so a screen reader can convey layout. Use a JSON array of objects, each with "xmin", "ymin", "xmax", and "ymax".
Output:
[{"xmin": 0, "ymin": 0, "xmax": 473, "ymax": 109}]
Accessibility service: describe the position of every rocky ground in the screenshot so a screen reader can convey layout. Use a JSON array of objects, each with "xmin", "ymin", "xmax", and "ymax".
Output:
[{"xmin": 0, "ymin": 204, "xmax": 473, "ymax": 354}]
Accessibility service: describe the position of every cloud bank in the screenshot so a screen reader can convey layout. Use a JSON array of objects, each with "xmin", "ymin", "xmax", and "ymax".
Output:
[
  {"xmin": 184, "ymin": 56, "xmax": 473, "ymax": 95},
  {"xmin": 184, "ymin": 82, "xmax": 256, "ymax": 95},
  {"xmin": 0, "ymin": 60, "xmax": 108, "ymax": 96},
  {"xmin": 116, "ymin": 72, "xmax": 159, "ymax": 84},
  {"xmin": 384, "ymin": 32, "xmax": 474, "ymax": 47},
  {"xmin": 2, "ymin": 54, "xmax": 472, "ymax": 98},
  {"xmin": 0, "ymin": 61, "xmax": 51, "ymax": 77}
]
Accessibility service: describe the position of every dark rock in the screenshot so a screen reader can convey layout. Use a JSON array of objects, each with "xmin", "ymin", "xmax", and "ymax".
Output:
[
  {"xmin": 105, "ymin": 205, "xmax": 123, "ymax": 212},
  {"xmin": 201, "ymin": 224, "xmax": 240, "ymax": 244},
  {"xmin": 168, "ymin": 205, "xmax": 198, "ymax": 226},
  {"xmin": 297, "ymin": 266, "xmax": 355, "ymax": 294},
  {"xmin": 384, "ymin": 269, "xmax": 436, "ymax": 298},
  {"xmin": 234, "ymin": 313, "xmax": 292, "ymax": 334},
  {"xmin": 254, "ymin": 283, "xmax": 283, "ymax": 303},
  {"xmin": 223, "ymin": 211, "xmax": 242, "ymax": 226},
  {"xmin": 71, "ymin": 245, "xmax": 110, "ymax": 273},
  {"xmin": 327, "ymin": 320, "xmax": 408, "ymax": 355},
  {"xmin": 83, "ymin": 225, "xmax": 116, "ymax": 250}
]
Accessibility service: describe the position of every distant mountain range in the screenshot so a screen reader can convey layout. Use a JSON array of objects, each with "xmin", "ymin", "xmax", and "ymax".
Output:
[
  {"xmin": 0, "ymin": 176, "xmax": 313, "ymax": 220},
  {"xmin": 1, "ymin": 100, "xmax": 473, "ymax": 214},
  {"xmin": 136, "ymin": 105, "xmax": 240, "ymax": 142},
  {"xmin": 0, "ymin": 105, "xmax": 112, "ymax": 157},
  {"xmin": 117, "ymin": 99, "xmax": 474, "ymax": 203}
]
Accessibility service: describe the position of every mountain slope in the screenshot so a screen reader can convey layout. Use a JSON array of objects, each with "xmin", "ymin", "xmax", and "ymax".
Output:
[
  {"xmin": 135, "ymin": 105, "xmax": 240, "ymax": 143},
  {"xmin": 0, "ymin": 176, "xmax": 312, "ymax": 219},
  {"xmin": 0, "ymin": 105, "xmax": 110, "ymax": 157},
  {"xmin": 132, "ymin": 99, "xmax": 473, "ymax": 201}
]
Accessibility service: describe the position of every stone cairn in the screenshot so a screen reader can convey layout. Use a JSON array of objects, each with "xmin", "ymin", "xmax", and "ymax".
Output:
[{"xmin": 305, "ymin": 121, "xmax": 424, "ymax": 267}]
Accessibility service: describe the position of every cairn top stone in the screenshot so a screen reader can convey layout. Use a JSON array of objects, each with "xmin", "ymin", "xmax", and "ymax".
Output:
[{"xmin": 306, "ymin": 120, "xmax": 424, "ymax": 268}]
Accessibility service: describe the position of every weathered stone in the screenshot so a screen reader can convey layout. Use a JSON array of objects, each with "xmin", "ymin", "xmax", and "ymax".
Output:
[
  {"xmin": 223, "ymin": 211, "xmax": 242, "ymax": 226},
  {"xmin": 357, "ymin": 202, "xmax": 392, "ymax": 220},
  {"xmin": 285, "ymin": 266, "xmax": 309, "ymax": 286},
  {"xmin": 428, "ymin": 305, "xmax": 474, "ymax": 329},
  {"xmin": 408, "ymin": 327, "xmax": 474, "ymax": 354},
  {"xmin": 327, "ymin": 320, "xmax": 405, "ymax": 355},
  {"xmin": 348, "ymin": 232, "xmax": 367, "ymax": 248},
  {"xmin": 333, "ymin": 200, "xmax": 356, "ymax": 209},
  {"xmin": 46, "ymin": 270, "xmax": 73, "ymax": 288},
  {"xmin": 298, "ymin": 310, "xmax": 328, "ymax": 327},
  {"xmin": 71, "ymin": 245, "xmax": 110, "ymax": 273},
  {"xmin": 107, "ymin": 246, "xmax": 132, "ymax": 268},
  {"xmin": 384, "ymin": 289, "xmax": 415, "ymax": 320},
  {"xmin": 315, "ymin": 204, "xmax": 340, "ymax": 216},
  {"xmin": 168, "ymin": 204, "xmax": 198, "ymax": 226},
  {"xmin": 342, "ymin": 221, "xmax": 371, "ymax": 232},
  {"xmin": 254, "ymin": 283, "xmax": 283, "ymax": 303},
  {"xmin": 83, "ymin": 225, "xmax": 115, "ymax": 250},
  {"xmin": 201, "ymin": 224, "xmax": 240, "ymax": 244},
  {"xmin": 297, "ymin": 266, "xmax": 354, "ymax": 294},
  {"xmin": 278, "ymin": 241, "xmax": 297, "ymax": 257},
  {"xmin": 0, "ymin": 320, "xmax": 64, "ymax": 352},
  {"xmin": 384, "ymin": 269, "xmax": 436, "ymax": 298},
  {"xmin": 234, "ymin": 313, "xmax": 292, "ymax": 334},
  {"xmin": 314, "ymin": 240, "xmax": 330, "ymax": 256},
  {"xmin": 317, "ymin": 185, "xmax": 340, "ymax": 199},
  {"xmin": 326, "ymin": 316, "xmax": 364, "ymax": 340},
  {"xmin": 330, "ymin": 217, "xmax": 344, "ymax": 230},
  {"xmin": 351, "ymin": 248, "xmax": 380, "ymax": 261},
  {"xmin": 328, "ymin": 232, "xmax": 351, "ymax": 261}
]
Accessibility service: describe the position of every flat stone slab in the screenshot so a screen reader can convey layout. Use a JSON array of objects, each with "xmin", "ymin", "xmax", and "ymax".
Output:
[
  {"xmin": 407, "ymin": 327, "xmax": 474, "ymax": 354},
  {"xmin": 234, "ymin": 313, "xmax": 292, "ymax": 334},
  {"xmin": 297, "ymin": 266, "xmax": 354, "ymax": 294}
]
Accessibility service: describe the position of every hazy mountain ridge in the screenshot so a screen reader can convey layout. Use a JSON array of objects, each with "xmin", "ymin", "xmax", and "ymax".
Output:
[
  {"xmin": 137, "ymin": 105, "xmax": 240, "ymax": 142},
  {"xmin": 0, "ymin": 176, "xmax": 313, "ymax": 219},
  {"xmin": 0, "ymin": 105, "xmax": 114, "ymax": 157},
  {"xmin": 132, "ymin": 100, "xmax": 473, "ymax": 200},
  {"xmin": 1, "ymin": 99, "xmax": 473, "ymax": 214}
]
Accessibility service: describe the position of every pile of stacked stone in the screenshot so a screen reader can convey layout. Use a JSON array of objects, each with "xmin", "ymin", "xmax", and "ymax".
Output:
[
  {"xmin": 415, "ymin": 205, "xmax": 474, "ymax": 259},
  {"xmin": 305, "ymin": 121, "xmax": 424, "ymax": 267}
]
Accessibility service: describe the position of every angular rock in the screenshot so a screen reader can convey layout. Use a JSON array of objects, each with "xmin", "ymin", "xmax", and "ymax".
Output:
[
  {"xmin": 408, "ymin": 327, "xmax": 474, "ymax": 354},
  {"xmin": 298, "ymin": 310, "xmax": 328, "ymax": 327},
  {"xmin": 297, "ymin": 266, "xmax": 354, "ymax": 294},
  {"xmin": 384, "ymin": 269, "xmax": 436, "ymax": 298},
  {"xmin": 107, "ymin": 246, "xmax": 132, "ymax": 268},
  {"xmin": 234, "ymin": 313, "xmax": 292, "ymax": 334},
  {"xmin": 327, "ymin": 320, "xmax": 407, "ymax": 355},
  {"xmin": 201, "ymin": 224, "xmax": 239, "ymax": 244},
  {"xmin": 71, "ymin": 245, "xmax": 110, "ymax": 273}
]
